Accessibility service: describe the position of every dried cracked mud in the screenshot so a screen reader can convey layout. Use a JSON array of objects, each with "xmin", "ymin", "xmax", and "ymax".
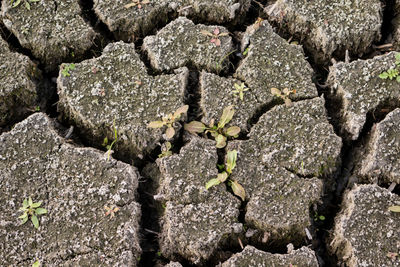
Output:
[{"xmin": 1, "ymin": 0, "xmax": 400, "ymax": 266}]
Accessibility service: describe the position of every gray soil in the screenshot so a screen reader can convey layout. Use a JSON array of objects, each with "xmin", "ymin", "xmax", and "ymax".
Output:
[{"xmin": 1, "ymin": 0, "xmax": 400, "ymax": 266}]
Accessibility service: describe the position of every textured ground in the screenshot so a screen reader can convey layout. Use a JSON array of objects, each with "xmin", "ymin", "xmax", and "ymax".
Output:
[{"xmin": 1, "ymin": 0, "xmax": 400, "ymax": 266}]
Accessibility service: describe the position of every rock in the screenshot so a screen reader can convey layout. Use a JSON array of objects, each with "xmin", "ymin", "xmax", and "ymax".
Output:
[
  {"xmin": 1, "ymin": 0, "xmax": 97, "ymax": 71},
  {"xmin": 0, "ymin": 36, "xmax": 42, "ymax": 127},
  {"xmin": 0, "ymin": 113, "xmax": 141, "ymax": 266},
  {"xmin": 164, "ymin": 262, "xmax": 183, "ymax": 267},
  {"xmin": 393, "ymin": 2, "xmax": 400, "ymax": 51},
  {"xmin": 355, "ymin": 108, "xmax": 400, "ymax": 184},
  {"xmin": 57, "ymin": 41, "xmax": 188, "ymax": 160},
  {"xmin": 199, "ymin": 20, "xmax": 318, "ymax": 132},
  {"xmin": 156, "ymin": 137, "xmax": 242, "ymax": 264},
  {"xmin": 219, "ymin": 245, "xmax": 319, "ymax": 267},
  {"xmin": 93, "ymin": 0, "xmax": 250, "ymax": 41},
  {"xmin": 142, "ymin": 17, "xmax": 233, "ymax": 72},
  {"xmin": 330, "ymin": 184, "xmax": 400, "ymax": 267},
  {"xmin": 327, "ymin": 52, "xmax": 400, "ymax": 140},
  {"xmin": 266, "ymin": 0, "xmax": 382, "ymax": 63}
]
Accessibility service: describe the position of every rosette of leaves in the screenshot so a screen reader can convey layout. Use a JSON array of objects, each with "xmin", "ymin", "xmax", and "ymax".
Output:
[
  {"xmin": 232, "ymin": 82, "xmax": 249, "ymax": 101},
  {"xmin": 148, "ymin": 105, "xmax": 189, "ymax": 139},
  {"xmin": 379, "ymin": 53, "xmax": 400, "ymax": 83},
  {"xmin": 184, "ymin": 105, "xmax": 240, "ymax": 148},
  {"xmin": 18, "ymin": 197, "xmax": 48, "ymax": 229},
  {"xmin": 271, "ymin": 87, "xmax": 296, "ymax": 107},
  {"xmin": 201, "ymin": 28, "xmax": 229, "ymax": 47},
  {"xmin": 205, "ymin": 150, "xmax": 245, "ymax": 201}
]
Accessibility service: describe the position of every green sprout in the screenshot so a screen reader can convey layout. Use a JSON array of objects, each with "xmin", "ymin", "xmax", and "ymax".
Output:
[
  {"xmin": 158, "ymin": 142, "xmax": 173, "ymax": 158},
  {"xmin": 32, "ymin": 260, "xmax": 40, "ymax": 267},
  {"xmin": 103, "ymin": 119, "xmax": 118, "ymax": 160},
  {"xmin": 205, "ymin": 150, "xmax": 245, "ymax": 201},
  {"xmin": 11, "ymin": 0, "xmax": 39, "ymax": 10},
  {"xmin": 271, "ymin": 87, "xmax": 296, "ymax": 107},
  {"xmin": 232, "ymin": 82, "xmax": 249, "ymax": 101},
  {"xmin": 18, "ymin": 197, "xmax": 48, "ymax": 229},
  {"xmin": 184, "ymin": 105, "xmax": 240, "ymax": 148},
  {"xmin": 379, "ymin": 53, "xmax": 400, "ymax": 83},
  {"xmin": 61, "ymin": 63, "xmax": 76, "ymax": 77},
  {"xmin": 148, "ymin": 105, "xmax": 189, "ymax": 140}
]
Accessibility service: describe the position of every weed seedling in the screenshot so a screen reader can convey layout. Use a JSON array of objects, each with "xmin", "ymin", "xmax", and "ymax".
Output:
[
  {"xmin": 103, "ymin": 119, "xmax": 118, "ymax": 160},
  {"xmin": 18, "ymin": 197, "xmax": 48, "ymax": 229},
  {"xmin": 148, "ymin": 105, "xmax": 189, "ymax": 139},
  {"xmin": 271, "ymin": 87, "xmax": 296, "ymax": 106},
  {"xmin": 184, "ymin": 105, "xmax": 240, "ymax": 148},
  {"xmin": 313, "ymin": 212, "xmax": 325, "ymax": 221},
  {"xmin": 61, "ymin": 63, "xmax": 76, "ymax": 77},
  {"xmin": 158, "ymin": 142, "xmax": 172, "ymax": 158},
  {"xmin": 205, "ymin": 150, "xmax": 245, "ymax": 201},
  {"xmin": 104, "ymin": 205, "xmax": 120, "ymax": 218},
  {"xmin": 32, "ymin": 260, "xmax": 40, "ymax": 267},
  {"xmin": 379, "ymin": 53, "xmax": 400, "ymax": 83},
  {"xmin": 11, "ymin": 0, "xmax": 39, "ymax": 10},
  {"xmin": 215, "ymin": 50, "xmax": 235, "ymax": 74},
  {"xmin": 232, "ymin": 82, "xmax": 249, "ymax": 101},
  {"xmin": 201, "ymin": 28, "xmax": 229, "ymax": 47},
  {"xmin": 124, "ymin": 0, "xmax": 150, "ymax": 9}
]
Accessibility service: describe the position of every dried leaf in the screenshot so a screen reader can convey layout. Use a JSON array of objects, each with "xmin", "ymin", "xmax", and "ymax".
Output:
[
  {"xmin": 230, "ymin": 180, "xmax": 245, "ymax": 201},
  {"xmin": 173, "ymin": 105, "xmax": 189, "ymax": 118},
  {"xmin": 214, "ymin": 39, "xmax": 221, "ymax": 46},
  {"xmin": 215, "ymin": 134, "xmax": 227, "ymax": 148},
  {"xmin": 217, "ymin": 172, "xmax": 228, "ymax": 183},
  {"xmin": 218, "ymin": 32, "xmax": 229, "ymax": 37},
  {"xmin": 184, "ymin": 121, "xmax": 206, "ymax": 133},
  {"xmin": 148, "ymin": 121, "xmax": 165, "ymax": 128},
  {"xmin": 389, "ymin": 205, "xmax": 400, "ymax": 212},
  {"xmin": 218, "ymin": 105, "xmax": 235, "ymax": 129},
  {"xmin": 225, "ymin": 126, "xmax": 240, "ymax": 137},
  {"xmin": 201, "ymin": 30, "xmax": 213, "ymax": 37},
  {"xmin": 165, "ymin": 126, "xmax": 175, "ymax": 139},
  {"xmin": 226, "ymin": 150, "xmax": 237, "ymax": 174},
  {"xmin": 282, "ymin": 88, "xmax": 290, "ymax": 95},
  {"xmin": 206, "ymin": 178, "xmax": 221, "ymax": 190}
]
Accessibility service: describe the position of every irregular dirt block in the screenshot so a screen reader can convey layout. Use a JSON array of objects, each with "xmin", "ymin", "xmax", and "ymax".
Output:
[
  {"xmin": 236, "ymin": 20, "xmax": 318, "ymax": 104},
  {"xmin": 1, "ymin": 0, "xmax": 97, "ymax": 71},
  {"xmin": 156, "ymin": 138, "xmax": 242, "ymax": 264},
  {"xmin": 94, "ymin": 0, "xmax": 250, "ymax": 41},
  {"xmin": 229, "ymin": 97, "xmax": 342, "ymax": 178},
  {"xmin": 57, "ymin": 41, "xmax": 188, "ymax": 159},
  {"xmin": 0, "ymin": 113, "xmax": 141, "ymax": 266},
  {"xmin": 0, "ymin": 36, "xmax": 42, "ymax": 126},
  {"xmin": 327, "ymin": 52, "xmax": 400, "ymax": 140},
  {"xmin": 266, "ymin": 0, "xmax": 382, "ymax": 63},
  {"xmin": 355, "ymin": 108, "xmax": 400, "ymax": 184},
  {"xmin": 330, "ymin": 184, "xmax": 400, "ymax": 267},
  {"xmin": 143, "ymin": 17, "xmax": 233, "ymax": 72},
  {"xmin": 220, "ymin": 245, "xmax": 319, "ymax": 267}
]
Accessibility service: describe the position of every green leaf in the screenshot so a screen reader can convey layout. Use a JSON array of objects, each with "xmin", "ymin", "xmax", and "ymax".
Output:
[
  {"xmin": 31, "ymin": 215, "xmax": 39, "ymax": 229},
  {"xmin": 165, "ymin": 126, "xmax": 175, "ymax": 139},
  {"xmin": 397, "ymin": 75, "xmax": 400, "ymax": 83},
  {"xmin": 218, "ymin": 106, "xmax": 235, "ymax": 129},
  {"xmin": 21, "ymin": 216, "xmax": 28, "ymax": 224},
  {"xmin": 32, "ymin": 260, "xmax": 40, "ymax": 267},
  {"xmin": 217, "ymin": 172, "xmax": 228, "ymax": 183},
  {"xmin": 226, "ymin": 150, "xmax": 237, "ymax": 174},
  {"xmin": 35, "ymin": 208, "xmax": 48, "ymax": 215},
  {"xmin": 12, "ymin": 0, "xmax": 21, "ymax": 7},
  {"xmin": 379, "ymin": 72, "xmax": 389, "ymax": 79},
  {"xmin": 395, "ymin": 53, "xmax": 400, "ymax": 62},
  {"xmin": 230, "ymin": 180, "xmax": 245, "ymax": 201},
  {"xmin": 389, "ymin": 205, "xmax": 400, "ymax": 212},
  {"xmin": 102, "ymin": 137, "xmax": 108, "ymax": 147},
  {"xmin": 205, "ymin": 178, "xmax": 221, "ymax": 190},
  {"xmin": 215, "ymin": 134, "xmax": 227, "ymax": 148},
  {"xmin": 28, "ymin": 197, "xmax": 33, "ymax": 207},
  {"xmin": 165, "ymin": 142, "xmax": 172, "ymax": 151},
  {"xmin": 23, "ymin": 198, "xmax": 29, "ymax": 209},
  {"xmin": 319, "ymin": 215, "xmax": 325, "ymax": 221},
  {"xmin": 148, "ymin": 121, "xmax": 165, "ymax": 128},
  {"xmin": 18, "ymin": 213, "xmax": 28, "ymax": 219},
  {"xmin": 242, "ymin": 47, "xmax": 249, "ymax": 56},
  {"xmin": 225, "ymin": 126, "xmax": 240, "ymax": 137},
  {"xmin": 217, "ymin": 164, "xmax": 225, "ymax": 171},
  {"xmin": 31, "ymin": 201, "xmax": 42, "ymax": 208},
  {"xmin": 184, "ymin": 121, "xmax": 206, "ymax": 133},
  {"xmin": 70, "ymin": 63, "xmax": 76, "ymax": 70}
]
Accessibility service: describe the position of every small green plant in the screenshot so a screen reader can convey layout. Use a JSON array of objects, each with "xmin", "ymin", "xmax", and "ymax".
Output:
[
  {"xmin": 205, "ymin": 150, "xmax": 245, "ymax": 201},
  {"xmin": 389, "ymin": 206, "xmax": 400, "ymax": 212},
  {"xmin": 124, "ymin": 0, "xmax": 150, "ymax": 9},
  {"xmin": 379, "ymin": 53, "xmax": 400, "ymax": 83},
  {"xmin": 232, "ymin": 82, "xmax": 249, "ymax": 101},
  {"xmin": 104, "ymin": 205, "xmax": 120, "ymax": 219},
  {"xmin": 313, "ymin": 212, "xmax": 325, "ymax": 221},
  {"xmin": 103, "ymin": 119, "xmax": 118, "ymax": 160},
  {"xmin": 32, "ymin": 260, "xmax": 40, "ymax": 267},
  {"xmin": 18, "ymin": 197, "xmax": 48, "ymax": 229},
  {"xmin": 201, "ymin": 27, "xmax": 229, "ymax": 47},
  {"xmin": 11, "ymin": 0, "xmax": 39, "ymax": 10},
  {"xmin": 184, "ymin": 105, "xmax": 240, "ymax": 148},
  {"xmin": 148, "ymin": 105, "xmax": 189, "ymax": 139},
  {"xmin": 271, "ymin": 87, "xmax": 296, "ymax": 107},
  {"xmin": 61, "ymin": 63, "xmax": 76, "ymax": 77},
  {"xmin": 35, "ymin": 106, "xmax": 40, "ymax": 112},
  {"xmin": 158, "ymin": 142, "xmax": 172, "ymax": 158},
  {"xmin": 215, "ymin": 50, "xmax": 236, "ymax": 74}
]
